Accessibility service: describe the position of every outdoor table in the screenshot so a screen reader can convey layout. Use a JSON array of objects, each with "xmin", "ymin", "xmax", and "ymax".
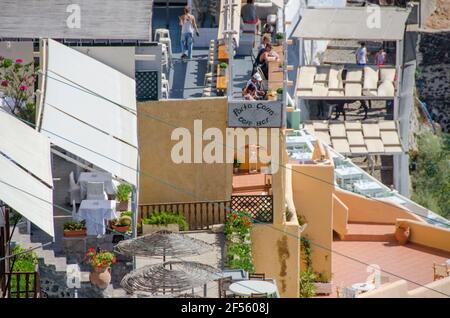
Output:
[
  {"xmin": 217, "ymin": 44, "xmax": 229, "ymax": 61},
  {"xmin": 78, "ymin": 172, "xmax": 116, "ymax": 199},
  {"xmin": 228, "ymin": 280, "xmax": 277, "ymax": 297},
  {"xmin": 216, "ymin": 64, "xmax": 228, "ymax": 95},
  {"xmin": 76, "ymin": 200, "xmax": 118, "ymax": 235},
  {"xmin": 351, "ymin": 282, "xmax": 375, "ymax": 294},
  {"xmin": 353, "ymin": 181, "xmax": 384, "ymax": 197},
  {"xmin": 268, "ymin": 45, "xmax": 284, "ymax": 91}
]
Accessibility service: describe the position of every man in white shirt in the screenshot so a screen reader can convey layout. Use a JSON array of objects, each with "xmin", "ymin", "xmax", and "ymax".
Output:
[{"xmin": 355, "ymin": 42, "xmax": 368, "ymax": 65}]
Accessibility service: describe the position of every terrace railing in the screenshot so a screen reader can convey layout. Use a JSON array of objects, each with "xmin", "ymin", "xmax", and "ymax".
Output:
[
  {"xmin": 138, "ymin": 195, "xmax": 274, "ymax": 231},
  {"xmin": 139, "ymin": 200, "xmax": 232, "ymax": 231},
  {"xmin": 0, "ymin": 271, "xmax": 41, "ymax": 298},
  {"xmin": 231, "ymin": 195, "xmax": 274, "ymax": 223}
]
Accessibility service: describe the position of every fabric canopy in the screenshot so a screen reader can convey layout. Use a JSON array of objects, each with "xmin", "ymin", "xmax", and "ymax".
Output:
[
  {"xmin": 292, "ymin": 7, "xmax": 410, "ymax": 41},
  {"xmin": 0, "ymin": 111, "xmax": 54, "ymax": 237},
  {"xmin": 0, "ymin": 0, "xmax": 152, "ymax": 40},
  {"xmin": 0, "ymin": 110, "xmax": 53, "ymax": 186},
  {"xmin": 39, "ymin": 39, "xmax": 138, "ymax": 186}
]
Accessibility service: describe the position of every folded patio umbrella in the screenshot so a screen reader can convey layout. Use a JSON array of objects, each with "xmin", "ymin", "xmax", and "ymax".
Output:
[
  {"xmin": 120, "ymin": 261, "xmax": 218, "ymax": 295},
  {"xmin": 113, "ymin": 230, "xmax": 214, "ymax": 261}
]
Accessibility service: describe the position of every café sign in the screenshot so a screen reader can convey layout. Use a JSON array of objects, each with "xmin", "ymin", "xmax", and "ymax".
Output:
[{"xmin": 228, "ymin": 101, "xmax": 283, "ymax": 128}]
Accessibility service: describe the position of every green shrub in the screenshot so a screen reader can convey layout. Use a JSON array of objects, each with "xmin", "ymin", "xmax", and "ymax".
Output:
[
  {"xmin": 276, "ymin": 87, "xmax": 283, "ymax": 95},
  {"xmin": 219, "ymin": 62, "xmax": 228, "ymax": 69},
  {"xmin": 9, "ymin": 245, "xmax": 38, "ymax": 297},
  {"xmin": 142, "ymin": 211, "xmax": 189, "ymax": 231},
  {"xmin": 299, "ymin": 270, "xmax": 317, "ymax": 298},
  {"xmin": 276, "ymin": 32, "xmax": 284, "ymax": 40},
  {"xmin": 116, "ymin": 184, "xmax": 133, "ymax": 202},
  {"xmin": 411, "ymin": 132, "xmax": 450, "ymax": 219},
  {"xmin": 63, "ymin": 220, "xmax": 86, "ymax": 231}
]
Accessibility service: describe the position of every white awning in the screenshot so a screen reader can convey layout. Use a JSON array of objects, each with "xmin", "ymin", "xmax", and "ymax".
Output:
[
  {"xmin": 0, "ymin": 111, "xmax": 54, "ymax": 237},
  {"xmin": 292, "ymin": 7, "xmax": 410, "ymax": 41},
  {"xmin": 39, "ymin": 39, "xmax": 138, "ymax": 186},
  {"xmin": 0, "ymin": 110, "xmax": 53, "ymax": 186}
]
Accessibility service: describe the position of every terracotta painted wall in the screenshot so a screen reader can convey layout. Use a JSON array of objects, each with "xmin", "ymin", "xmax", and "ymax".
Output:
[
  {"xmin": 138, "ymin": 98, "xmax": 232, "ymax": 204},
  {"xmin": 396, "ymin": 219, "xmax": 450, "ymax": 253},
  {"xmin": 334, "ymin": 189, "xmax": 424, "ymax": 224},
  {"xmin": 291, "ymin": 161, "xmax": 334, "ymax": 278}
]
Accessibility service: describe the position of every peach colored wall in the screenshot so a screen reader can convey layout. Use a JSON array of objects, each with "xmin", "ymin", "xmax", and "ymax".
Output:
[
  {"xmin": 359, "ymin": 277, "xmax": 450, "ymax": 298},
  {"xmin": 291, "ymin": 161, "xmax": 334, "ymax": 278},
  {"xmin": 334, "ymin": 189, "xmax": 424, "ymax": 224},
  {"xmin": 396, "ymin": 219, "xmax": 450, "ymax": 253},
  {"xmin": 251, "ymin": 221, "xmax": 300, "ymax": 298},
  {"xmin": 137, "ymin": 98, "xmax": 233, "ymax": 204},
  {"xmin": 332, "ymin": 194, "xmax": 348, "ymax": 240}
]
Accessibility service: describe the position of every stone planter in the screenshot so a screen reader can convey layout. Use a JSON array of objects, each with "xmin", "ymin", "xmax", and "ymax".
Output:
[
  {"xmin": 233, "ymin": 167, "xmax": 239, "ymax": 174},
  {"xmin": 89, "ymin": 266, "xmax": 111, "ymax": 289},
  {"xmin": 394, "ymin": 225, "xmax": 410, "ymax": 245},
  {"xmin": 314, "ymin": 282, "xmax": 332, "ymax": 295},
  {"xmin": 63, "ymin": 229, "xmax": 86, "ymax": 237},
  {"xmin": 117, "ymin": 200, "xmax": 129, "ymax": 211},
  {"xmin": 142, "ymin": 223, "xmax": 179, "ymax": 235}
]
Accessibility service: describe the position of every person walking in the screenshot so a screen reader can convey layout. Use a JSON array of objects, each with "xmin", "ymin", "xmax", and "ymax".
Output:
[
  {"xmin": 179, "ymin": 6, "xmax": 200, "ymax": 60},
  {"xmin": 355, "ymin": 42, "xmax": 368, "ymax": 66}
]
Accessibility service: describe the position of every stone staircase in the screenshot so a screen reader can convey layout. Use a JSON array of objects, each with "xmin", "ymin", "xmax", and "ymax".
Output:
[{"xmin": 342, "ymin": 222, "xmax": 396, "ymax": 242}]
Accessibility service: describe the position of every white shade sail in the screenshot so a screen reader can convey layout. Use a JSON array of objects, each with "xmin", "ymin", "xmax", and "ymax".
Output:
[
  {"xmin": 0, "ymin": 112, "xmax": 54, "ymax": 237},
  {"xmin": 0, "ymin": 110, "xmax": 53, "ymax": 186},
  {"xmin": 293, "ymin": 7, "xmax": 410, "ymax": 41},
  {"xmin": 39, "ymin": 39, "xmax": 138, "ymax": 186}
]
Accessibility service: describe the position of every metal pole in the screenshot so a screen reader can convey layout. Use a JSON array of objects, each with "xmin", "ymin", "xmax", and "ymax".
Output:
[{"xmin": 282, "ymin": 0, "xmax": 288, "ymax": 128}]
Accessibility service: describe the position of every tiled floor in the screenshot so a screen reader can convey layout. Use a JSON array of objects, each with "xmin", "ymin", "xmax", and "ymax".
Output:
[{"xmin": 327, "ymin": 240, "xmax": 450, "ymax": 297}]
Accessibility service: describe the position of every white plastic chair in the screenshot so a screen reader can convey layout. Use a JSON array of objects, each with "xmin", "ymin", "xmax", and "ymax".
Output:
[
  {"xmin": 68, "ymin": 171, "xmax": 82, "ymax": 205},
  {"xmin": 154, "ymin": 28, "xmax": 170, "ymax": 42},
  {"xmin": 86, "ymin": 182, "xmax": 107, "ymax": 200}
]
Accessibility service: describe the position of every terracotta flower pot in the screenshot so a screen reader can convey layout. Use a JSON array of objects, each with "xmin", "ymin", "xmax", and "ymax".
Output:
[
  {"xmin": 89, "ymin": 266, "xmax": 111, "ymax": 289},
  {"xmin": 394, "ymin": 225, "xmax": 410, "ymax": 245},
  {"xmin": 63, "ymin": 229, "xmax": 86, "ymax": 237},
  {"xmin": 111, "ymin": 224, "xmax": 129, "ymax": 233}
]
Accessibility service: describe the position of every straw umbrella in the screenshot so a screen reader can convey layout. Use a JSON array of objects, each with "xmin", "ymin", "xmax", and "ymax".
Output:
[
  {"xmin": 114, "ymin": 230, "xmax": 214, "ymax": 262},
  {"xmin": 120, "ymin": 261, "xmax": 218, "ymax": 296}
]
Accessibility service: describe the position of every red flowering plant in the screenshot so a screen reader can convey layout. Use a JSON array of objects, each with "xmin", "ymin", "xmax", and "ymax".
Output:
[
  {"xmin": 85, "ymin": 248, "xmax": 117, "ymax": 271},
  {"xmin": 224, "ymin": 210, "xmax": 253, "ymax": 236},
  {"xmin": 0, "ymin": 56, "xmax": 37, "ymax": 124}
]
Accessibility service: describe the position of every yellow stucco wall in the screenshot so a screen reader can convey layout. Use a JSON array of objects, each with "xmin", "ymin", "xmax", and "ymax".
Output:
[
  {"xmin": 251, "ymin": 221, "xmax": 300, "ymax": 298},
  {"xmin": 137, "ymin": 98, "xmax": 233, "ymax": 203},
  {"xmin": 291, "ymin": 161, "xmax": 334, "ymax": 278},
  {"xmin": 334, "ymin": 188, "xmax": 424, "ymax": 224},
  {"xmin": 396, "ymin": 219, "xmax": 450, "ymax": 253},
  {"xmin": 332, "ymin": 194, "xmax": 348, "ymax": 240}
]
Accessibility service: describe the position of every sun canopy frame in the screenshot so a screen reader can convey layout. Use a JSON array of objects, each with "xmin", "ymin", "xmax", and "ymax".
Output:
[{"xmin": 292, "ymin": 7, "xmax": 411, "ymax": 41}]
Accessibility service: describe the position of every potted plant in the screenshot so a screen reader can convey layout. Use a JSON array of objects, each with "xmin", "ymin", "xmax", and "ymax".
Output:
[
  {"xmin": 313, "ymin": 272, "xmax": 332, "ymax": 295},
  {"xmin": 116, "ymin": 184, "xmax": 132, "ymax": 211},
  {"xmin": 275, "ymin": 32, "xmax": 284, "ymax": 45},
  {"xmin": 110, "ymin": 215, "xmax": 132, "ymax": 233},
  {"xmin": 141, "ymin": 211, "xmax": 188, "ymax": 235},
  {"xmin": 86, "ymin": 248, "xmax": 116, "ymax": 289},
  {"xmin": 276, "ymin": 87, "xmax": 283, "ymax": 101},
  {"xmin": 394, "ymin": 224, "xmax": 410, "ymax": 245},
  {"xmin": 63, "ymin": 220, "xmax": 86, "ymax": 237},
  {"xmin": 233, "ymin": 159, "xmax": 241, "ymax": 174},
  {"xmin": 219, "ymin": 62, "xmax": 228, "ymax": 76}
]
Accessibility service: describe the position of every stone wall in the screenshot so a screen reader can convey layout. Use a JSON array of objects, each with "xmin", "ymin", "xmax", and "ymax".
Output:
[{"xmin": 416, "ymin": 32, "xmax": 450, "ymax": 132}]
